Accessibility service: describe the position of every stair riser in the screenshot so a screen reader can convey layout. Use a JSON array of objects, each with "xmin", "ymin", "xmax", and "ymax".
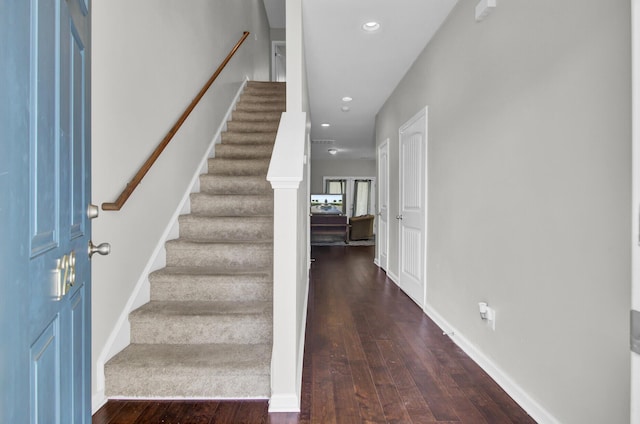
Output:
[
  {"xmin": 166, "ymin": 243, "xmax": 272, "ymax": 269},
  {"xmin": 190, "ymin": 194, "xmax": 273, "ymax": 216},
  {"xmin": 130, "ymin": 315, "xmax": 272, "ymax": 345},
  {"xmin": 151, "ymin": 280, "xmax": 272, "ymax": 302},
  {"xmin": 179, "ymin": 218, "xmax": 273, "ymax": 241},
  {"xmin": 105, "ymin": 372, "xmax": 270, "ymax": 399},
  {"xmin": 199, "ymin": 176, "xmax": 272, "ymax": 195},
  {"xmin": 207, "ymin": 159, "xmax": 270, "ymax": 176}
]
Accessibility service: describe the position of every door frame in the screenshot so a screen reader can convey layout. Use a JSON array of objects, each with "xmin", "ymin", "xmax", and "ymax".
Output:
[
  {"xmin": 631, "ymin": 1, "xmax": 640, "ymax": 421},
  {"xmin": 271, "ymin": 41, "xmax": 286, "ymax": 82},
  {"xmin": 376, "ymin": 139, "xmax": 390, "ymax": 271},
  {"xmin": 397, "ymin": 107, "xmax": 428, "ymax": 308}
]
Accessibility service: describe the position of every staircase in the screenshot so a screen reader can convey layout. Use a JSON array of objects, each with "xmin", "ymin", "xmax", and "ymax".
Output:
[{"xmin": 105, "ymin": 81, "xmax": 285, "ymax": 399}]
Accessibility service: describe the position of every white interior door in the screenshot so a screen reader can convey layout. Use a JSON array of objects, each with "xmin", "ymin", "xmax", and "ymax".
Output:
[
  {"xmin": 377, "ymin": 140, "xmax": 389, "ymax": 270},
  {"xmin": 631, "ymin": 1, "xmax": 640, "ymax": 422},
  {"xmin": 398, "ymin": 108, "xmax": 427, "ymax": 307}
]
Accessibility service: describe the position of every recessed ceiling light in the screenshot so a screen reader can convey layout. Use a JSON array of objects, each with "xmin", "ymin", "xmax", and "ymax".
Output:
[
  {"xmin": 328, "ymin": 148, "xmax": 338, "ymax": 155},
  {"xmin": 342, "ymin": 96, "xmax": 353, "ymax": 102},
  {"xmin": 341, "ymin": 106, "xmax": 350, "ymax": 112},
  {"xmin": 321, "ymin": 123, "xmax": 331, "ymax": 127},
  {"xmin": 362, "ymin": 21, "xmax": 380, "ymax": 32}
]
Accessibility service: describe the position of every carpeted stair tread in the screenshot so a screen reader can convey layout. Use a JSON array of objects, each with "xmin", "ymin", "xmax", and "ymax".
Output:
[
  {"xmin": 151, "ymin": 265, "xmax": 272, "ymax": 277},
  {"xmin": 129, "ymin": 300, "xmax": 272, "ymax": 345},
  {"xmin": 165, "ymin": 239, "xmax": 272, "ymax": 269},
  {"xmin": 104, "ymin": 343, "xmax": 271, "ymax": 398},
  {"xmin": 199, "ymin": 174, "xmax": 272, "ymax": 195},
  {"xmin": 231, "ymin": 110, "xmax": 282, "ymax": 122},
  {"xmin": 235, "ymin": 100, "xmax": 285, "ymax": 113},
  {"xmin": 244, "ymin": 81, "xmax": 286, "ymax": 93},
  {"xmin": 179, "ymin": 215, "xmax": 272, "ymax": 241},
  {"xmin": 150, "ymin": 267, "xmax": 272, "ymax": 302},
  {"xmin": 207, "ymin": 158, "xmax": 270, "ymax": 176},
  {"xmin": 221, "ymin": 131, "xmax": 277, "ymax": 144},
  {"xmin": 227, "ymin": 120, "xmax": 280, "ymax": 133},
  {"xmin": 214, "ymin": 144, "xmax": 274, "ymax": 159},
  {"xmin": 190, "ymin": 193, "xmax": 273, "ymax": 216},
  {"xmin": 132, "ymin": 300, "xmax": 272, "ymax": 317}
]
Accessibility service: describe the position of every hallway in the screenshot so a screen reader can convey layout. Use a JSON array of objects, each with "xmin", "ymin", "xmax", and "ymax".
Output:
[{"xmin": 93, "ymin": 246, "xmax": 535, "ymax": 423}]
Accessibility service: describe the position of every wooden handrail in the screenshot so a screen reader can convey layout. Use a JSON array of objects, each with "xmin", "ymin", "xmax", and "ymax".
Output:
[{"xmin": 102, "ymin": 31, "xmax": 251, "ymax": 211}]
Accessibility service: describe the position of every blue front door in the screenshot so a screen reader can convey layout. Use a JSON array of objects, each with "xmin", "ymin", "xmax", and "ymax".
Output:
[{"xmin": 0, "ymin": 0, "xmax": 92, "ymax": 422}]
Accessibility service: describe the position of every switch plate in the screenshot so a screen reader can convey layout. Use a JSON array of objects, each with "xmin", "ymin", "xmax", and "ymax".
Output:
[{"xmin": 633, "ymin": 310, "xmax": 640, "ymax": 355}]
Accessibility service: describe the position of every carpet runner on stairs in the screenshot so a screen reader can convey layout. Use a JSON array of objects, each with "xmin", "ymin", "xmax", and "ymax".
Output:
[{"xmin": 104, "ymin": 81, "xmax": 284, "ymax": 399}]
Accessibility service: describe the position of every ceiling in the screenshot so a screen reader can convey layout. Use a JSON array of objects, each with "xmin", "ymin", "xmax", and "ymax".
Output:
[{"xmin": 262, "ymin": 0, "xmax": 459, "ymax": 160}]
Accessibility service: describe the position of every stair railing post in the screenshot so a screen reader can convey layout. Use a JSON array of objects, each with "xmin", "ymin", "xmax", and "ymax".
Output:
[{"xmin": 267, "ymin": 112, "xmax": 308, "ymax": 412}]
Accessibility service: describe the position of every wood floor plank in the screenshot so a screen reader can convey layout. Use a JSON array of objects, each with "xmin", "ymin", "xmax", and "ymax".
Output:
[
  {"xmin": 130, "ymin": 401, "xmax": 171, "ymax": 423},
  {"xmin": 230, "ymin": 401, "xmax": 269, "ymax": 424},
  {"xmin": 359, "ymin": 338, "xmax": 412, "ymax": 424},
  {"xmin": 169, "ymin": 401, "xmax": 221, "ymax": 424},
  {"xmin": 209, "ymin": 402, "xmax": 240, "ymax": 424},
  {"xmin": 102, "ymin": 400, "xmax": 150, "ymax": 423},
  {"xmin": 311, "ymin": 353, "xmax": 338, "ymax": 424},
  {"xmin": 376, "ymin": 339, "xmax": 438, "ymax": 423},
  {"xmin": 394, "ymin": 317, "xmax": 487, "ymax": 423},
  {"xmin": 455, "ymin": 354, "xmax": 536, "ymax": 423},
  {"xmin": 90, "ymin": 400, "xmax": 125, "ymax": 424},
  {"xmin": 330, "ymin": 335, "xmax": 362, "ymax": 424}
]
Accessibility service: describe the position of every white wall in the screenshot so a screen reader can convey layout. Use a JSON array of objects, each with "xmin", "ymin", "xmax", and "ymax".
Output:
[
  {"xmin": 91, "ymin": 0, "xmax": 271, "ymax": 402},
  {"xmin": 271, "ymin": 28, "xmax": 286, "ymax": 42},
  {"xmin": 286, "ymin": 0, "xmax": 309, "ymax": 113},
  {"xmin": 310, "ymin": 159, "xmax": 375, "ymax": 193},
  {"xmin": 376, "ymin": 1, "xmax": 630, "ymax": 423}
]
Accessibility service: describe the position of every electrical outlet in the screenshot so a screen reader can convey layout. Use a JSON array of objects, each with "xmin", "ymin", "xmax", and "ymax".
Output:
[{"xmin": 478, "ymin": 302, "xmax": 496, "ymax": 330}]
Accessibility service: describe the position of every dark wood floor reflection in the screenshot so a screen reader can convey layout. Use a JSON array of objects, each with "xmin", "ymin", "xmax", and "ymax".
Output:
[{"xmin": 93, "ymin": 246, "xmax": 536, "ymax": 424}]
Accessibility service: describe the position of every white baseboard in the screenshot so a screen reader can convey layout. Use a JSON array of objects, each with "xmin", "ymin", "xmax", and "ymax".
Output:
[
  {"xmin": 387, "ymin": 270, "xmax": 399, "ymax": 285},
  {"xmin": 269, "ymin": 394, "xmax": 301, "ymax": 413},
  {"xmin": 423, "ymin": 304, "xmax": 560, "ymax": 424},
  {"xmin": 92, "ymin": 390, "xmax": 107, "ymax": 415},
  {"xmin": 92, "ymin": 78, "xmax": 249, "ymax": 406}
]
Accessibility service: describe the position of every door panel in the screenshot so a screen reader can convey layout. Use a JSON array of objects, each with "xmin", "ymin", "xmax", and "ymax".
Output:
[
  {"xmin": 398, "ymin": 109, "xmax": 427, "ymax": 307},
  {"xmin": 69, "ymin": 20, "xmax": 87, "ymax": 239},
  {"xmin": 30, "ymin": 0, "xmax": 60, "ymax": 257},
  {"xmin": 30, "ymin": 319, "xmax": 60, "ymax": 424}
]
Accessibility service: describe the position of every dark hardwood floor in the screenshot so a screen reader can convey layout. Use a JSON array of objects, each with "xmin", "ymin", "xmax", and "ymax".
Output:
[{"xmin": 93, "ymin": 245, "xmax": 536, "ymax": 424}]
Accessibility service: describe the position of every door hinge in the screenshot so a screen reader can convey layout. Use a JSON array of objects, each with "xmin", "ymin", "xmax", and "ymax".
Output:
[{"xmin": 633, "ymin": 310, "xmax": 640, "ymax": 355}]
